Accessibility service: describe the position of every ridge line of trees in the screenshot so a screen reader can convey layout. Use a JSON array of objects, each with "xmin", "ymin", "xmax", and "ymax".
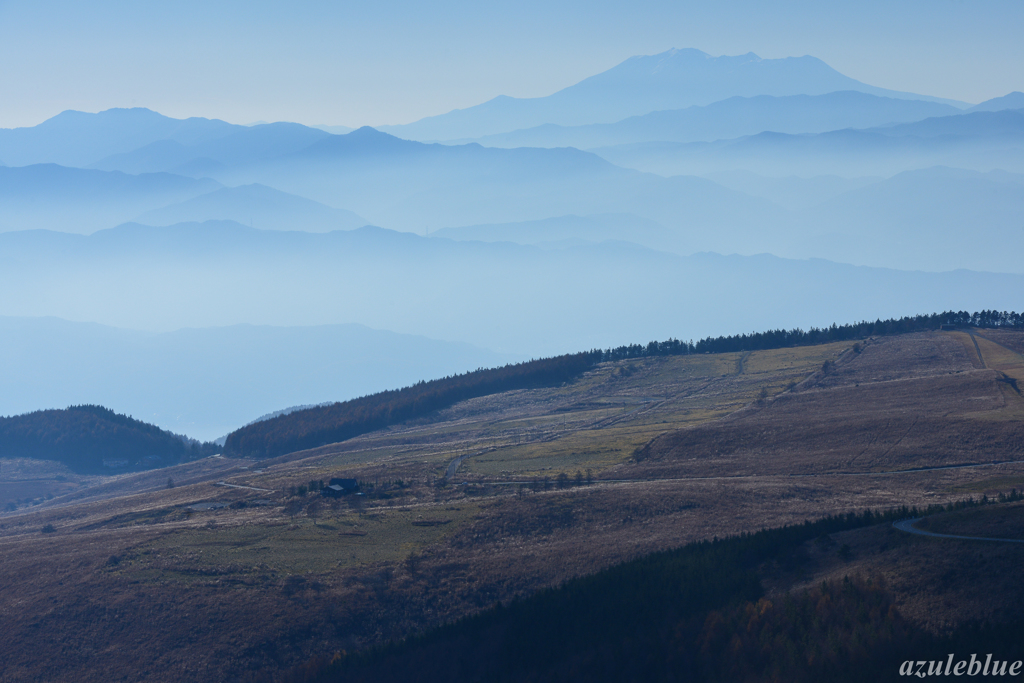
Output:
[{"xmin": 223, "ymin": 309, "xmax": 1022, "ymax": 459}]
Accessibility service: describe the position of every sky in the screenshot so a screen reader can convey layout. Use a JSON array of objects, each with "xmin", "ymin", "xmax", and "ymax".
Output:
[{"xmin": 1, "ymin": 0, "xmax": 1022, "ymax": 129}]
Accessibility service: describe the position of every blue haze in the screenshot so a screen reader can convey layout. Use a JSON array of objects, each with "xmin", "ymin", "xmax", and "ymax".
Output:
[
  {"xmin": 0, "ymin": 45, "xmax": 1022, "ymax": 440},
  {"xmin": 2, "ymin": 1, "xmax": 1023, "ymax": 127}
]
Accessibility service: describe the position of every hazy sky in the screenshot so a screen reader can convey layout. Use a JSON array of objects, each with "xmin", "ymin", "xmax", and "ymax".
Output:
[{"xmin": 1, "ymin": 0, "xmax": 1022, "ymax": 129}]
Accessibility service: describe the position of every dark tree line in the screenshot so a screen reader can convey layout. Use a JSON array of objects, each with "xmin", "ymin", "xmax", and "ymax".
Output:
[
  {"xmin": 600, "ymin": 309, "xmax": 1023, "ymax": 360},
  {"xmin": 225, "ymin": 309, "xmax": 1021, "ymax": 460},
  {"xmin": 0, "ymin": 404, "xmax": 218, "ymax": 474},
  {"xmin": 223, "ymin": 353, "xmax": 597, "ymax": 458}
]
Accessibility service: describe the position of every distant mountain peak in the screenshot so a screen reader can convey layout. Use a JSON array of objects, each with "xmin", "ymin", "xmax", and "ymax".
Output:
[
  {"xmin": 650, "ymin": 47, "xmax": 713, "ymax": 60},
  {"xmin": 21, "ymin": 106, "xmax": 161, "ymax": 131},
  {"xmin": 330, "ymin": 126, "xmax": 410, "ymax": 145},
  {"xmin": 380, "ymin": 48, "xmax": 967, "ymax": 142},
  {"xmin": 641, "ymin": 47, "xmax": 760, "ymax": 62},
  {"xmin": 294, "ymin": 125, "xmax": 419, "ymax": 158},
  {"xmin": 349, "ymin": 125, "xmax": 389, "ymax": 137}
]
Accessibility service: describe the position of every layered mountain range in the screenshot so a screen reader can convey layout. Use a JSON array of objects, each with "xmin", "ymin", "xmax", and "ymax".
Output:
[
  {"xmin": 377, "ymin": 49, "xmax": 970, "ymax": 140},
  {"xmin": 2, "ymin": 47, "xmax": 1020, "ymax": 439}
]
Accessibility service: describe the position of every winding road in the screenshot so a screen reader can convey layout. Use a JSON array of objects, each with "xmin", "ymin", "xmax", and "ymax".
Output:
[{"xmin": 893, "ymin": 518, "xmax": 1024, "ymax": 544}]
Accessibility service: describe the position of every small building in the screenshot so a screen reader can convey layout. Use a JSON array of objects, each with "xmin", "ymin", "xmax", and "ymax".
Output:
[
  {"xmin": 321, "ymin": 478, "xmax": 359, "ymax": 497},
  {"xmin": 102, "ymin": 458, "xmax": 129, "ymax": 469}
]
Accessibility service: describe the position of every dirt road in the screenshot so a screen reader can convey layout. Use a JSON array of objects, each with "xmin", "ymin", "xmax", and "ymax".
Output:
[{"xmin": 893, "ymin": 518, "xmax": 1024, "ymax": 543}]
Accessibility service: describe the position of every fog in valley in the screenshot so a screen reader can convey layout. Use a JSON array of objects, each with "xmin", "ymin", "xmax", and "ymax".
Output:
[
  {"xmin": 6, "ymin": 11, "xmax": 1024, "ymax": 680},
  {"xmin": 2, "ymin": 48, "xmax": 1023, "ymax": 439}
]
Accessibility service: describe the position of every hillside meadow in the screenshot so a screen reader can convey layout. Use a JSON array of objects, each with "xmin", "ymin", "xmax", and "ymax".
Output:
[{"xmin": 1, "ymin": 330, "xmax": 1023, "ymax": 681}]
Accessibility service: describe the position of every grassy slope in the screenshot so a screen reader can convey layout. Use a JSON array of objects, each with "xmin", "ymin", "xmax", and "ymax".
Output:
[{"xmin": 1, "ymin": 331, "xmax": 1024, "ymax": 682}]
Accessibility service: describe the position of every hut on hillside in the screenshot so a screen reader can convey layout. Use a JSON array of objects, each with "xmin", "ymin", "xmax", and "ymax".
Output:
[{"xmin": 321, "ymin": 477, "xmax": 359, "ymax": 497}]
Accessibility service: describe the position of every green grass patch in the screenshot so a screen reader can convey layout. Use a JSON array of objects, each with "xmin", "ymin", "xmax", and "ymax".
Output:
[{"xmin": 136, "ymin": 504, "xmax": 480, "ymax": 578}]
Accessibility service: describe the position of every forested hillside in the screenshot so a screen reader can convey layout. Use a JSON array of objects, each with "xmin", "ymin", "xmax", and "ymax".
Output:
[
  {"xmin": 296, "ymin": 499, "xmax": 1024, "ymax": 683},
  {"xmin": 0, "ymin": 405, "xmax": 216, "ymax": 474},
  {"xmin": 224, "ymin": 310, "xmax": 1022, "ymax": 459}
]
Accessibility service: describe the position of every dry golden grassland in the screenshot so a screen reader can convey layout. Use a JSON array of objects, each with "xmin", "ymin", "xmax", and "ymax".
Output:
[
  {"xmin": 2, "ymin": 332, "xmax": 1023, "ymax": 682},
  {"xmin": 633, "ymin": 333, "xmax": 1024, "ymax": 478},
  {"xmin": 974, "ymin": 329, "xmax": 1024, "ymax": 389}
]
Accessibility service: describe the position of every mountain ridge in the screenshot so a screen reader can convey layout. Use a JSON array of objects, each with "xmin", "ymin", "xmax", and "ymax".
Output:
[
  {"xmin": 379, "ymin": 48, "xmax": 969, "ymax": 141},
  {"xmin": 593, "ymin": 108, "xmax": 1024, "ymax": 177},
  {"xmin": 90, "ymin": 121, "xmax": 333, "ymax": 175},
  {"xmin": 967, "ymin": 91, "xmax": 1024, "ymax": 112},
  {"xmin": 133, "ymin": 183, "xmax": 368, "ymax": 233},
  {"xmin": 461, "ymin": 91, "xmax": 963, "ymax": 149},
  {"xmin": 203, "ymin": 126, "xmax": 786, "ymax": 236},
  {"xmin": 3, "ymin": 220, "xmax": 1023, "ymax": 356},
  {"xmin": 0, "ymin": 164, "xmax": 220, "ymax": 234},
  {"xmin": 0, "ymin": 108, "xmax": 241, "ymax": 168}
]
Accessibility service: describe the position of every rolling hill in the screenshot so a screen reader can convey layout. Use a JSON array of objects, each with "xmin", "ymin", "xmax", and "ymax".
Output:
[
  {"xmin": 222, "ymin": 311, "xmax": 1002, "ymax": 460},
  {"xmin": 4, "ymin": 322, "xmax": 1024, "ymax": 683},
  {"xmin": 0, "ymin": 405, "xmax": 213, "ymax": 474}
]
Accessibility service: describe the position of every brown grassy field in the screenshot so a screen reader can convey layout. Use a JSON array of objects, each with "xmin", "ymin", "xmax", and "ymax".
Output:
[{"xmin": 1, "ymin": 331, "xmax": 1023, "ymax": 682}]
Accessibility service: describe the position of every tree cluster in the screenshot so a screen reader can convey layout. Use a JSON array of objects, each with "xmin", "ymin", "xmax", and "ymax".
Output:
[
  {"xmin": 599, "ymin": 309, "xmax": 1023, "ymax": 360},
  {"xmin": 0, "ymin": 404, "xmax": 218, "ymax": 474}
]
